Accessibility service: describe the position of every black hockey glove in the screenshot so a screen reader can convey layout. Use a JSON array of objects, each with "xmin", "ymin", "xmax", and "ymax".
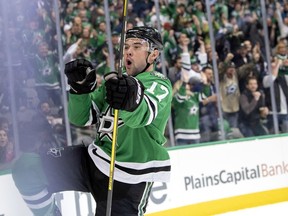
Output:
[
  {"xmin": 104, "ymin": 72, "xmax": 144, "ymax": 112},
  {"xmin": 64, "ymin": 59, "xmax": 97, "ymax": 94}
]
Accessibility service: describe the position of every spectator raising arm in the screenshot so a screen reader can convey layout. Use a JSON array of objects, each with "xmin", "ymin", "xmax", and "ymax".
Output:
[{"xmin": 180, "ymin": 37, "xmax": 207, "ymax": 84}]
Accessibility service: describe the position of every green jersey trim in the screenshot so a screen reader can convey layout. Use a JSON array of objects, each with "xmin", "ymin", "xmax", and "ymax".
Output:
[
  {"xmin": 174, "ymin": 128, "xmax": 200, "ymax": 140},
  {"xmin": 88, "ymin": 144, "xmax": 171, "ymax": 184}
]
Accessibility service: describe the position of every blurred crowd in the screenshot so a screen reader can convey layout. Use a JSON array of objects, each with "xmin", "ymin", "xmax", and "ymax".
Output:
[{"xmin": 1, "ymin": 0, "xmax": 288, "ymax": 164}]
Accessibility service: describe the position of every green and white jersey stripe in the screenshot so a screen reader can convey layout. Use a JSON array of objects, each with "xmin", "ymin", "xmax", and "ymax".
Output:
[
  {"xmin": 138, "ymin": 182, "xmax": 153, "ymax": 216},
  {"xmin": 12, "ymin": 153, "xmax": 56, "ymax": 216}
]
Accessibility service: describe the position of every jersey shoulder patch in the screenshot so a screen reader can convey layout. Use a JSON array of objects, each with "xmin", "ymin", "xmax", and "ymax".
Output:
[{"xmin": 150, "ymin": 71, "xmax": 168, "ymax": 80}]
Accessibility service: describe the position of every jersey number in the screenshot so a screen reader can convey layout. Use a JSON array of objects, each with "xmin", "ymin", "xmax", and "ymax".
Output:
[{"xmin": 146, "ymin": 82, "xmax": 169, "ymax": 102}]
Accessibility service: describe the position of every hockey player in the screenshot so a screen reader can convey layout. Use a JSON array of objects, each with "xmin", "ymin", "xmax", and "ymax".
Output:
[
  {"xmin": 12, "ymin": 116, "xmax": 63, "ymax": 216},
  {"xmin": 12, "ymin": 26, "xmax": 172, "ymax": 216}
]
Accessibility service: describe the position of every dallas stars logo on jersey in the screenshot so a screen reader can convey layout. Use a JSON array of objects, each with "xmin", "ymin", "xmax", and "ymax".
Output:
[
  {"xmin": 97, "ymin": 107, "xmax": 124, "ymax": 142},
  {"xmin": 190, "ymin": 105, "xmax": 199, "ymax": 115}
]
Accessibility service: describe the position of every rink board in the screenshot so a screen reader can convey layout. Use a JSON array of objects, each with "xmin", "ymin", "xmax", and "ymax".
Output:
[
  {"xmin": 1, "ymin": 135, "xmax": 288, "ymax": 215},
  {"xmin": 146, "ymin": 135, "xmax": 288, "ymax": 215}
]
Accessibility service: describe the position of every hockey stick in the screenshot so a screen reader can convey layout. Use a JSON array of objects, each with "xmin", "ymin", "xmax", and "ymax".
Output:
[{"xmin": 106, "ymin": 0, "xmax": 129, "ymax": 215}]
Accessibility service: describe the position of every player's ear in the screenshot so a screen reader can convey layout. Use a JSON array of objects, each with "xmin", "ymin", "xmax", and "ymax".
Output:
[
  {"xmin": 153, "ymin": 49, "xmax": 159, "ymax": 58},
  {"xmin": 149, "ymin": 49, "xmax": 159, "ymax": 62}
]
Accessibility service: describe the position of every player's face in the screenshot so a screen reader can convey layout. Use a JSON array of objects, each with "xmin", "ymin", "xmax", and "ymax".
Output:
[{"xmin": 124, "ymin": 38, "xmax": 151, "ymax": 76}]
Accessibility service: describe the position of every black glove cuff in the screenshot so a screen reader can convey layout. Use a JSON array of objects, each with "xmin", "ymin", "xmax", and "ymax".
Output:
[
  {"xmin": 69, "ymin": 81, "xmax": 97, "ymax": 94},
  {"xmin": 125, "ymin": 77, "xmax": 145, "ymax": 112}
]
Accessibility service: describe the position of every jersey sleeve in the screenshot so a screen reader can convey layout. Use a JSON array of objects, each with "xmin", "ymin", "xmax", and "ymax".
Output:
[
  {"xmin": 174, "ymin": 83, "xmax": 187, "ymax": 100},
  {"xmin": 68, "ymin": 85, "xmax": 105, "ymax": 126},
  {"xmin": 181, "ymin": 52, "xmax": 202, "ymax": 82}
]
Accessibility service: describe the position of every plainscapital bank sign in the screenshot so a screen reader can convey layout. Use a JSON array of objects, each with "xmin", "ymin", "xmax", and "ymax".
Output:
[{"xmin": 184, "ymin": 161, "xmax": 288, "ymax": 190}]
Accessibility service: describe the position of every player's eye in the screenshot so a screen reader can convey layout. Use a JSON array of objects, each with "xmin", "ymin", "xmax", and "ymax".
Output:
[{"xmin": 133, "ymin": 45, "xmax": 141, "ymax": 49}]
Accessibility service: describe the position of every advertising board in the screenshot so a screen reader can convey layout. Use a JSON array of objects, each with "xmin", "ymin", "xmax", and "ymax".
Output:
[{"xmin": 1, "ymin": 136, "xmax": 288, "ymax": 215}]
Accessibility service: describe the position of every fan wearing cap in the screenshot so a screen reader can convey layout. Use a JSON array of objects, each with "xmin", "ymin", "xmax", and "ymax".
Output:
[{"xmin": 13, "ymin": 26, "xmax": 172, "ymax": 216}]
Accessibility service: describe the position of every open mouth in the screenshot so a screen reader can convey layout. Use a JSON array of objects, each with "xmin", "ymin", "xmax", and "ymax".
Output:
[{"xmin": 126, "ymin": 59, "xmax": 132, "ymax": 67}]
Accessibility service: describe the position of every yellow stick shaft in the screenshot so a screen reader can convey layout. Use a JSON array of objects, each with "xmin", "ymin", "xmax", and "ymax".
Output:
[
  {"xmin": 108, "ymin": 109, "xmax": 119, "ymax": 191},
  {"xmin": 106, "ymin": 0, "xmax": 129, "ymax": 215}
]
